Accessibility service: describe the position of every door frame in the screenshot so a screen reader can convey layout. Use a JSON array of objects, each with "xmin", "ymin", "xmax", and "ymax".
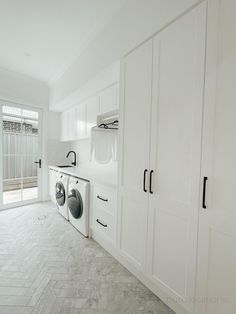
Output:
[{"xmin": 0, "ymin": 99, "xmax": 43, "ymax": 210}]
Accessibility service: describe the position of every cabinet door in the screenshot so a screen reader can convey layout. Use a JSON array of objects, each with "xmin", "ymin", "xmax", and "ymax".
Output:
[
  {"xmin": 99, "ymin": 84, "xmax": 118, "ymax": 114},
  {"xmin": 86, "ymin": 96, "xmax": 98, "ymax": 137},
  {"xmin": 67, "ymin": 108, "xmax": 76, "ymax": 141},
  {"xmin": 61, "ymin": 109, "xmax": 76, "ymax": 141},
  {"xmin": 75, "ymin": 103, "xmax": 86, "ymax": 139},
  {"xmin": 147, "ymin": 3, "xmax": 206, "ymax": 312},
  {"xmin": 196, "ymin": 1, "xmax": 236, "ymax": 313},
  {"xmin": 118, "ymin": 40, "xmax": 152, "ymax": 271},
  {"xmin": 60, "ymin": 111, "xmax": 68, "ymax": 141}
]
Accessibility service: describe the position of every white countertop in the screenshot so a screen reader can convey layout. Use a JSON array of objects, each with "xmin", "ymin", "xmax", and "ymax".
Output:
[{"xmin": 49, "ymin": 163, "xmax": 118, "ymax": 187}]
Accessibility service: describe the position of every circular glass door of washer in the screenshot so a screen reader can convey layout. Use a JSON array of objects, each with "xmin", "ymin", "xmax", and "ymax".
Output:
[{"xmin": 68, "ymin": 189, "xmax": 83, "ymax": 219}]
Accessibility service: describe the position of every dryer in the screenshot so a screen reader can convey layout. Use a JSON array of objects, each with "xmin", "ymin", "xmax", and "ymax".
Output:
[
  {"xmin": 55, "ymin": 172, "xmax": 69, "ymax": 220},
  {"xmin": 67, "ymin": 176, "xmax": 89, "ymax": 237}
]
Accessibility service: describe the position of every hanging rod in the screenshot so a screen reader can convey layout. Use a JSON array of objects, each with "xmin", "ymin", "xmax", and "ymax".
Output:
[{"xmin": 98, "ymin": 120, "xmax": 118, "ymax": 130}]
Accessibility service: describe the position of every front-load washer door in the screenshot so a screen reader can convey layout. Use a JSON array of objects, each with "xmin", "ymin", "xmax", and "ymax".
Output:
[
  {"xmin": 68, "ymin": 189, "xmax": 83, "ymax": 219},
  {"xmin": 55, "ymin": 182, "xmax": 66, "ymax": 206}
]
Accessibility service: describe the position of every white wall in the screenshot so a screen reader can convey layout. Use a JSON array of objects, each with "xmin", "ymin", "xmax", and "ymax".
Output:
[
  {"xmin": 50, "ymin": 0, "xmax": 200, "ymax": 109},
  {"xmin": 50, "ymin": 61, "xmax": 120, "ymax": 111},
  {"xmin": 68, "ymin": 139, "xmax": 91, "ymax": 165},
  {"xmin": 0, "ymin": 67, "xmax": 49, "ymax": 107},
  {"xmin": 44, "ymin": 111, "xmax": 71, "ymax": 200}
]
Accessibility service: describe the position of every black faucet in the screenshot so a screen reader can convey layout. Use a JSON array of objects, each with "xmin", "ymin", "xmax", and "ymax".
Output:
[{"xmin": 66, "ymin": 151, "xmax": 76, "ymax": 166}]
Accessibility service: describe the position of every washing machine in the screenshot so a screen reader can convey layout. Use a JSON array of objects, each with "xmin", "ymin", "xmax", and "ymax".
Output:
[
  {"xmin": 55, "ymin": 172, "xmax": 69, "ymax": 220},
  {"xmin": 67, "ymin": 176, "xmax": 89, "ymax": 237}
]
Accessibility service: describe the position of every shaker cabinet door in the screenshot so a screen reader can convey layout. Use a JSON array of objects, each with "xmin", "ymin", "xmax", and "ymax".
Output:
[
  {"xmin": 118, "ymin": 39, "xmax": 152, "ymax": 271},
  {"xmin": 99, "ymin": 84, "xmax": 119, "ymax": 114},
  {"xmin": 75, "ymin": 102, "xmax": 86, "ymax": 139},
  {"xmin": 86, "ymin": 96, "xmax": 99, "ymax": 138},
  {"xmin": 147, "ymin": 3, "xmax": 207, "ymax": 313},
  {"xmin": 196, "ymin": 1, "xmax": 236, "ymax": 313}
]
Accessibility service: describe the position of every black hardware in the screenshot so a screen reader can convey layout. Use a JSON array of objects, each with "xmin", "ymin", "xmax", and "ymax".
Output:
[
  {"xmin": 202, "ymin": 177, "xmax": 208, "ymax": 209},
  {"xmin": 34, "ymin": 159, "xmax": 41, "ymax": 169},
  {"xmin": 143, "ymin": 169, "xmax": 148, "ymax": 192},
  {"xmin": 98, "ymin": 120, "xmax": 118, "ymax": 130},
  {"xmin": 96, "ymin": 219, "xmax": 107, "ymax": 227},
  {"xmin": 149, "ymin": 170, "xmax": 154, "ymax": 194},
  {"xmin": 97, "ymin": 195, "xmax": 108, "ymax": 202},
  {"xmin": 66, "ymin": 151, "xmax": 77, "ymax": 166}
]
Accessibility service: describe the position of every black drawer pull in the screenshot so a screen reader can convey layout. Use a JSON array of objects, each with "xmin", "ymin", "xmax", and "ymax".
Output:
[
  {"xmin": 97, "ymin": 195, "xmax": 108, "ymax": 202},
  {"xmin": 96, "ymin": 219, "xmax": 107, "ymax": 227},
  {"xmin": 143, "ymin": 169, "xmax": 148, "ymax": 192},
  {"xmin": 202, "ymin": 177, "xmax": 208, "ymax": 209},
  {"xmin": 149, "ymin": 170, "xmax": 154, "ymax": 194}
]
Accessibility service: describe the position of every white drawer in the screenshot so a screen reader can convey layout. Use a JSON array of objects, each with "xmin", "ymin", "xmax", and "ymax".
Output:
[
  {"xmin": 92, "ymin": 207, "xmax": 115, "ymax": 242},
  {"xmin": 93, "ymin": 185, "xmax": 117, "ymax": 215}
]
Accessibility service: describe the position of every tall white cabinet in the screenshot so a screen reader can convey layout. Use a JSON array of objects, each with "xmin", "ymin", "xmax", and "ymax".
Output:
[
  {"xmin": 118, "ymin": 39, "xmax": 152, "ymax": 272},
  {"xmin": 118, "ymin": 3, "xmax": 206, "ymax": 313},
  {"xmin": 195, "ymin": 1, "xmax": 236, "ymax": 314},
  {"xmin": 148, "ymin": 4, "xmax": 206, "ymax": 311}
]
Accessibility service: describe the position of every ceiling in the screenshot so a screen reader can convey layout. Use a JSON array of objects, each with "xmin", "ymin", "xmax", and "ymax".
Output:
[{"xmin": 0, "ymin": 0, "xmax": 127, "ymax": 84}]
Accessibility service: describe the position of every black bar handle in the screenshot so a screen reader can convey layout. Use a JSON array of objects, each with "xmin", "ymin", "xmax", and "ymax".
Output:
[
  {"xmin": 97, "ymin": 195, "xmax": 108, "ymax": 202},
  {"xmin": 96, "ymin": 219, "xmax": 107, "ymax": 227},
  {"xmin": 202, "ymin": 177, "xmax": 208, "ymax": 209},
  {"xmin": 143, "ymin": 169, "xmax": 148, "ymax": 192},
  {"xmin": 149, "ymin": 170, "xmax": 154, "ymax": 194},
  {"xmin": 34, "ymin": 159, "xmax": 41, "ymax": 169}
]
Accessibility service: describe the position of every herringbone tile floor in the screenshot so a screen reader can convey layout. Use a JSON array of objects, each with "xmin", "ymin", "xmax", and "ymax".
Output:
[{"xmin": 0, "ymin": 202, "xmax": 174, "ymax": 314}]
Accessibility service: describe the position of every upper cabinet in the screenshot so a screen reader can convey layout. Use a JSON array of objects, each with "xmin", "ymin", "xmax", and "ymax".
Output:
[
  {"xmin": 61, "ymin": 108, "xmax": 76, "ymax": 141},
  {"xmin": 98, "ymin": 84, "xmax": 119, "ymax": 114},
  {"xmin": 60, "ymin": 84, "xmax": 119, "ymax": 142},
  {"xmin": 75, "ymin": 101, "xmax": 86, "ymax": 139},
  {"xmin": 86, "ymin": 96, "xmax": 99, "ymax": 138}
]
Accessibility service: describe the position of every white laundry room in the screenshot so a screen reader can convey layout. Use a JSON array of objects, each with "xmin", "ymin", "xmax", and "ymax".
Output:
[{"xmin": 0, "ymin": 1, "xmax": 235, "ymax": 313}]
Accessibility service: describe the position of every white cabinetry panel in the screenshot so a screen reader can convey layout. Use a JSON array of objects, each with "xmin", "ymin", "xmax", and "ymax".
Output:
[
  {"xmin": 75, "ymin": 102, "xmax": 86, "ymax": 139},
  {"xmin": 118, "ymin": 40, "xmax": 152, "ymax": 270},
  {"xmin": 147, "ymin": 4, "xmax": 206, "ymax": 310},
  {"xmin": 60, "ymin": 84, "xmax": 118, "ymax": 142},
  {"xmin": 61, "ymin": 109, "xmax": 76, "ymax": 141},
  {"xmin": 86, "ymin": 96, "xmax": 98, "ymax": 138},
  {"xmin": 91, "ymin": 183, "xmax": 117, "ymax": 244},
  {"xmin": 196, "ymin": 1, "xmax": 236, "ymax": 313},
  {"xmin": 118, "ymin": 3, "xmax": 207, "ymax": 313},
  {"xmin": 60, "ymin": 111, "xmax": 68, "ymax": 142},
  {"xmin": 99, "ymin": 84, "xmax": 119, "ymax": 114}
]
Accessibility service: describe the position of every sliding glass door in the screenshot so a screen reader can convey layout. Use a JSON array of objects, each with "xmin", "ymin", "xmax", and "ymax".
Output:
[{"xmin": 0, "ymin": 102, "xmax": 42, "ymax": 209}]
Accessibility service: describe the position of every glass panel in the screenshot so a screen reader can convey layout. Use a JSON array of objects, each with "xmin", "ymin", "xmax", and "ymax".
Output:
[
  {"xmin": 2, "ymin": 105, "xmax": 39, "ymax": 205},
  {"xmin": 3, "ymin": 155, "xmax": 22, "ymax": 204},
  {"xmin": 22, "ymin": 109, "xmax": 38, "ymax": 120},
  {"xmin": 22, "ymin": 165, "xmax": 38, "ymax": 201},
  {"xmin": 3, "ymin": 106, "xmax": 21, "ymax": 116},
  {"xmin": 22, "ymin": 125, "xmax": 39, "ymax": 202}
]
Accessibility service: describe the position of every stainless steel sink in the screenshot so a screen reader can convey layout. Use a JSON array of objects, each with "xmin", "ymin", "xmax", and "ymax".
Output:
[{"xmin": 56, "ymin": 165, "xmax": 73, "ymax": 168}]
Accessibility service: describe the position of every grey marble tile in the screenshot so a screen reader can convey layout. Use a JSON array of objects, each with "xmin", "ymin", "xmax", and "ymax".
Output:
[{"xmin": 0, "ymin": 202, "xmax": 175, "ymax": 314}]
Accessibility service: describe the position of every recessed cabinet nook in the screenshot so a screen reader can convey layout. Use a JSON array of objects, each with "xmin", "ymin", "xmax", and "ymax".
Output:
[{"xmin": 95, "ymin": 1, "xmax": 236, "ymax": 314}]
